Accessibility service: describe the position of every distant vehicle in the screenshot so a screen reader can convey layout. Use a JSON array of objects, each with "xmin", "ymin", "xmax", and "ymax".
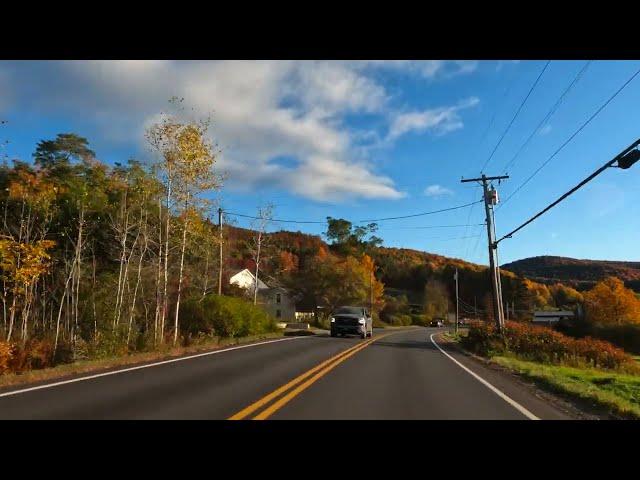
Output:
[
  {"xmin": 330, "ymin": 306, "xmax": 373, "ymax": 339},
  {"xmin": 430, "ymin": 319, "xmax": 444, "ymax": 327}
]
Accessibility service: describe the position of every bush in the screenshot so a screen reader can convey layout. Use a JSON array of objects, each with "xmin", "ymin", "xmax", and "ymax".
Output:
[
  {"xmin": 386, "ymin": 314, "xmax": 412, "ymax": 326},
  {"xmin": 0, "ymin": 338, "xmax": 73, "ymax": 375},
  {"xmin": 462, "ymin": 320, "xmax": 638, "ymax": 373},
  {"xmin": 180, "ymin": 294, "xmax": 278, "ymax": 338},
  {"xmin": 584, "ymin": 323, "xmax": 640, "ymax": 355},
  {"xmin": 410, "ymin": 313, "xmax": 428, "ymax": 326},
  {"xmin": 0, "ymin": 341, "xmax": 14, "ymax": 374}
]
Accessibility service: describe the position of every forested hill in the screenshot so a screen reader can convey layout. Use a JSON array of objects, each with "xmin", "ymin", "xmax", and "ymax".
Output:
[
  {"xmin": 224, "ymin": 224, "xmax": 503, "ymax": 309},
  {"xmin": 501, "ymin": 256, "xmax": 640, "ymax": 292}
]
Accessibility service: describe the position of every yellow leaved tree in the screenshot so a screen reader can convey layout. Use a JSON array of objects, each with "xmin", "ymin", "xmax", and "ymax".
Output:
[{"xmin": 584, "ymin": 276, "xmax": 640, "ymax": 325}]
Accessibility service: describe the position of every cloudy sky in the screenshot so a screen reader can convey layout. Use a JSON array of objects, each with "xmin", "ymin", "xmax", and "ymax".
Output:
[{"xmin": 1, "ymin": 60, "xmax": 640, "ymax": 264}]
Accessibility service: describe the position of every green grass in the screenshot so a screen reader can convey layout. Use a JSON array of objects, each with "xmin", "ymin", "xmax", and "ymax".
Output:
[{"xmin": 493, "ymin": 356, "xmax": 640, "ymax": 419}]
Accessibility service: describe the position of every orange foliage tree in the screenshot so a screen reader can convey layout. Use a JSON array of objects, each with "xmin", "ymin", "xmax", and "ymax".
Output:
[{"xmin": 584, "ymin": 276, "xmax": 640, "ymax": 325}]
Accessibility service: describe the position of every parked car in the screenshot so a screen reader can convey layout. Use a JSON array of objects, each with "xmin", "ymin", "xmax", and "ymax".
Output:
[{"xmin": 330, "ymin": 306, "xmax": 373, "ymax": 339}]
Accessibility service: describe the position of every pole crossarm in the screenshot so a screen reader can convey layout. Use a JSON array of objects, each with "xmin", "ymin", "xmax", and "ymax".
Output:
[{"xmin": 461, "ymin": 175, "xmax": 510, "ymax": 183}]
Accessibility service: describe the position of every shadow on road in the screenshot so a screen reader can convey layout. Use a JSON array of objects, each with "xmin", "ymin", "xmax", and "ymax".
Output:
[{"xmin": 367, "ymin": 339, "xmax": 439, "ymax": 352}]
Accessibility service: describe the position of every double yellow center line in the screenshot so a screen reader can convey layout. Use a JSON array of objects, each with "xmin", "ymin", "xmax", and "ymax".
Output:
[{"xmin": 228, "ymin": 332, "xmax": 391, "ymax": 420}]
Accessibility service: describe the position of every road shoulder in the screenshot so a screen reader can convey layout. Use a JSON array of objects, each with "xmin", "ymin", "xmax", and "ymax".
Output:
[
  {"xmin": 0, "ymin": 333, "xmax": 306, "ymax": 394},
  {"xmin": 433, "ymin": 332, "xmax": 597, "ymax": 420}
]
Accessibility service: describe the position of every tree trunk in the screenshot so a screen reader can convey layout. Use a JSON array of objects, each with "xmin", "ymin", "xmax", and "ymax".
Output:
[
  {"xmin": 154, "ymin": 197, "xmax": 163, "ymax": 345},
  {"xmin": 253, "ymin": 231, "xmax": 261, "ymax": 305},
  {"xmin": 128, "ymin": 209, "xmax": 147, "ymax": 346},
  {"xmin": 161, "ymin": 175, "xmax": 172, "ymax": 343},
  {"xmin": 173, "ymin": 208, "xmax": 188, "ymax": 346},
  {"xmin": 54, "ymin": 266, "xmax": 75, "ymax": 355}
]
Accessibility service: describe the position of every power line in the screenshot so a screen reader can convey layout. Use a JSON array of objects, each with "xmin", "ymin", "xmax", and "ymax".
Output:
[
  {"xmin": 225, "ymin": 201, "xmax": 484, "ymax": 226},
  {"xmin": 378, "ymin": 223, "xmax": 485, "ymax": 231},
  {"xmin": 502, "ymin": 60, "xmax": 592, "ymax": 175},
  {"xmin": 496, "ymin": 138, "xmax": 640, "ymax": 244},
  {"xmin": 499, "ymin": 64, "xmax": 640, "ymax": 209},
  {"xmin": 429, "ymin": 234, "xmax": 482, "ymax": 242},
  {"xmin": 360, "ymin": 199, "xmax": 483, "ymax": 223},
  {"xmin": 224, "ymin": 211, "xmax": 326, "ymax": 224},
  {"xmin": 459, "ymin": 69, "xmax": 521, "ymax": 260},
  {"xmin": 479, "ymin": 60, "xmax": 551, "ymax": 173},
  {"xmin": 473, "ymin": 66, "xmax": 523, "ymax": 160}
]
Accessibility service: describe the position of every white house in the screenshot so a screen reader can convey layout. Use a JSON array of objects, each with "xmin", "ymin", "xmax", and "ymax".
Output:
[
  {"xmin": 229, "ymin": 269, "xmax": 296, "ymax": 321},
  {"xmin": 229, "ymin": 268, "xmax": 268, "ymax": 292}
]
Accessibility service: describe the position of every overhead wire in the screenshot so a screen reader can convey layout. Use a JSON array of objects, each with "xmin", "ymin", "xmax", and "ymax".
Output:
[{"xmin": 498, "ymin": 63, "xmax": 640, "ymax": 210}]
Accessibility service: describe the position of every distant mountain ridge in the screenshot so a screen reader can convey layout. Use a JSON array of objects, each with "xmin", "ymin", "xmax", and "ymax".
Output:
[{"xmin": 501, "ymin": 255, "xmax": 640, "ymax": 292}]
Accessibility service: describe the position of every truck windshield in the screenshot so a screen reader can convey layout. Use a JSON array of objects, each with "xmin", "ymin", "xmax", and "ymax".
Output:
[{"xmin": 334, "ymin": 307, "xmax": 363, "ymax": 315}]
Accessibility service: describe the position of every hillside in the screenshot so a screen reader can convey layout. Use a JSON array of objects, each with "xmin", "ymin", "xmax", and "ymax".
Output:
[{"xmin": 501, "ymin": 256, "xmax": 640, "ymax": 292}]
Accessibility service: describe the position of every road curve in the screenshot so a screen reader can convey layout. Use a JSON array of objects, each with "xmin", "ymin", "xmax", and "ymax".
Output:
[{"xmin": 0, "ymin": 328, "xmax": 571, "ymax": 419}]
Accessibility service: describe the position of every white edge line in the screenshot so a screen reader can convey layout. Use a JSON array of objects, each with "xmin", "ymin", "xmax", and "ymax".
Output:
[
  {"xmin": 0, "ymin": 336, "xmax": 310, "ymax": 398},
  {"xmin": 430, "ymin": 333, "xmax": 540, "ymax": 420}
]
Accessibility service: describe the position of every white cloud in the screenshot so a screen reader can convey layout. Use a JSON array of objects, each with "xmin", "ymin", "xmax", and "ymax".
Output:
[
  {"xmin": 387, "ymin": 97, "xmax": 479, "ymax": 141},
  {"xmin": 361, "ymin": 60, "xmax": 478, "ymax": 78},
  {"xmin": 424, "ymin": 184, "xmax": 454, "ymax": 197},
  {"xmin": 539, "ymin": 124, "xmax": 552, "ymax": 135},
  {"xmin": 0, "ymin": 60, "xmax": 480, "ymax": 202}
]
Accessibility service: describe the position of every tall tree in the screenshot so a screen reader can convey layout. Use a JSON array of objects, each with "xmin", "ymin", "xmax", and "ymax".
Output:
[
  {"xmin": 584, "ymin": 276, "xmax": 640, "ymax": 325},
  {"xmin": 249, "ymin": 204, "xmax": 273, "ymax": 305},
  {"xmin": 146, "ymin": 102, "xmax": 221, "ymax": 345}
]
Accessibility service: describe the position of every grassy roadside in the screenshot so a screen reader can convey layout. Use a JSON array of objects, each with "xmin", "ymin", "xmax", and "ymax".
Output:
[
  {"xmin": 0, "ymin": 331, "xmax": 285, "ymax": 390},
  {"xmin": 445, "ymin": 332, "xmax": 640, "ymax": 419},
  {"xmin": 492, "ymin": 356, "xmax": 640, "ymax": 419}
]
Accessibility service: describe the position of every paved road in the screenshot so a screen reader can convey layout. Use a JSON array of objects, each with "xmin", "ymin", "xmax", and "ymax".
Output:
[{"xmin": 0, "ymin": 328, "xmax": 571, "ymax": 419}]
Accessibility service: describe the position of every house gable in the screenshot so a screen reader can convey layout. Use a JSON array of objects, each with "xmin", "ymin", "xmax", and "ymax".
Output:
[{"xmin": 229, "ymin": 269, "xmax": 269, "ymax": 291}]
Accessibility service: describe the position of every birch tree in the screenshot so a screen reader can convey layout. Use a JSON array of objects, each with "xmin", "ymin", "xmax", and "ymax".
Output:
[
  {"xmin": 146, "ymin": 101, "xmax": 221, "ymax": 345},
  {"xmin": 249, "ymin": 204, "xmax": 273, "ymax": 305}
]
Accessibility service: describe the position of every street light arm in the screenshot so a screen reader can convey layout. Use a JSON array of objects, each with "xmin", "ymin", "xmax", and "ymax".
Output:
[{"xmin": 496, "ymin": 138, "xmax": 640, "ymax": 245}]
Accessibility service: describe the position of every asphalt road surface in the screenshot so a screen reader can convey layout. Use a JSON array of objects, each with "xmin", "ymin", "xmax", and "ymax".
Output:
[{"xmin": 0, "ymin": 327, "xmax": 571, "ymax": 420}]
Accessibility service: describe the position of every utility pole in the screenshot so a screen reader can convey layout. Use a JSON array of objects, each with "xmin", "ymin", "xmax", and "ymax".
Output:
[
  {"xmin": 369, "ymin": 268, "xmax": 373, "ymax": 315},
  {"xmin": 454, "ymin": 268, "xmax": 459, "ymax": 335},
  {"xmin": 218, "ymin": 207, "xmax": 223, "ymax": 295},
  {"xmin": 461, "ymin": 174, "xmax": 508, "ymax": 332},
  {"xmin": 474, "ymin": 295, "xmax": 477, "ymax": 320}
]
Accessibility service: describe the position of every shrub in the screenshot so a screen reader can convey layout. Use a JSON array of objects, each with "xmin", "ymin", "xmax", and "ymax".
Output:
[
  {"xmin": 0, "ymin": 338, "xmax": 73, "ymax": 375},
  {"xmin": 180, "ymin": 294, "xmax": 278, "ymax": 338},
  {"xmin": 463, "ymin": 320, "xmax": 638, "ymax": 373},
  {"xmin": 0, "ymin": 341, "xmax": 14, "ymax": 374},
  {"xmin": 386, "ymin": 314, "xmax": 412, "ymax": 326},
  {"xmin": 410, "ymin": 313, "xmax": 428, "ymax": 326}
]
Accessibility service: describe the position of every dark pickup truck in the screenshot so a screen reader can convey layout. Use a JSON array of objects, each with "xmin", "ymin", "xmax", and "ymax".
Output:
[{"xmin": 330, "ymin": 306, "xmax": 373, "ymax": 339}]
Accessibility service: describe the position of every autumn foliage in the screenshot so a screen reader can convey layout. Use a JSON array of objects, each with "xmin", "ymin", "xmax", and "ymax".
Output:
[
  {"xmin": 463, "ymin": 320, "xmax": 638, "ymax": 372},
  {"xmin": 583, "ymin": 276, "xmax": 640, "ymax": 325}
]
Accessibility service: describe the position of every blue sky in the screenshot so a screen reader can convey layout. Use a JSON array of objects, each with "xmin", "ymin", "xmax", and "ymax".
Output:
[{"xmin": 1, "ymin": 60, "xmax": 639, "ymax": 265}]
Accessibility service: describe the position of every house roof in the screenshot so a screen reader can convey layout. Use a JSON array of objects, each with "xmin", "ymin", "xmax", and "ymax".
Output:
[
  {"xmin": 229, "ymin": 269, "xmax": 269, "ymax": 290},
  {"xmin": 533, "ymin": 311, "xmax": 574, "ymax": 317}
]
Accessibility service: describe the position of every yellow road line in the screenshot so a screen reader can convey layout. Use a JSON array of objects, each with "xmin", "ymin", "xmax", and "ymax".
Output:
[
  {"xmin": 252, "ymin": 335, "xmax": 387, "ymax": 420},
  {"xmin": 228, "ymin": 338, "xmax": 375, "ymax": 420}
]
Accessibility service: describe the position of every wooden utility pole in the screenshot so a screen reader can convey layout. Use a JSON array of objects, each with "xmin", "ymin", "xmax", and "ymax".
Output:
[
  {"xmin": 461, "ymin": 174, "xmax": 508, "ymax": 332},
  {"xmin": 218, "ymin": 207, "xmax": 223, "ymax": 295},
  {"xmin": 454, "ymin": 268, "xmax": 459, "ymax": 335},
  {"xmin": 369, "ymin": 268, "xmax": 373, "ymax": 315}
]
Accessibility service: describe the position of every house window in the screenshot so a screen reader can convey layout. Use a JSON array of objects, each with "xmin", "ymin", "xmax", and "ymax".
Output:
[
  {"xmin": 276, "ymin": 293, "xmax": 281, "ymax": 304},
  {"xmin": 276, "ymin": 310, "xmax": 281, "ymax": 318}
]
